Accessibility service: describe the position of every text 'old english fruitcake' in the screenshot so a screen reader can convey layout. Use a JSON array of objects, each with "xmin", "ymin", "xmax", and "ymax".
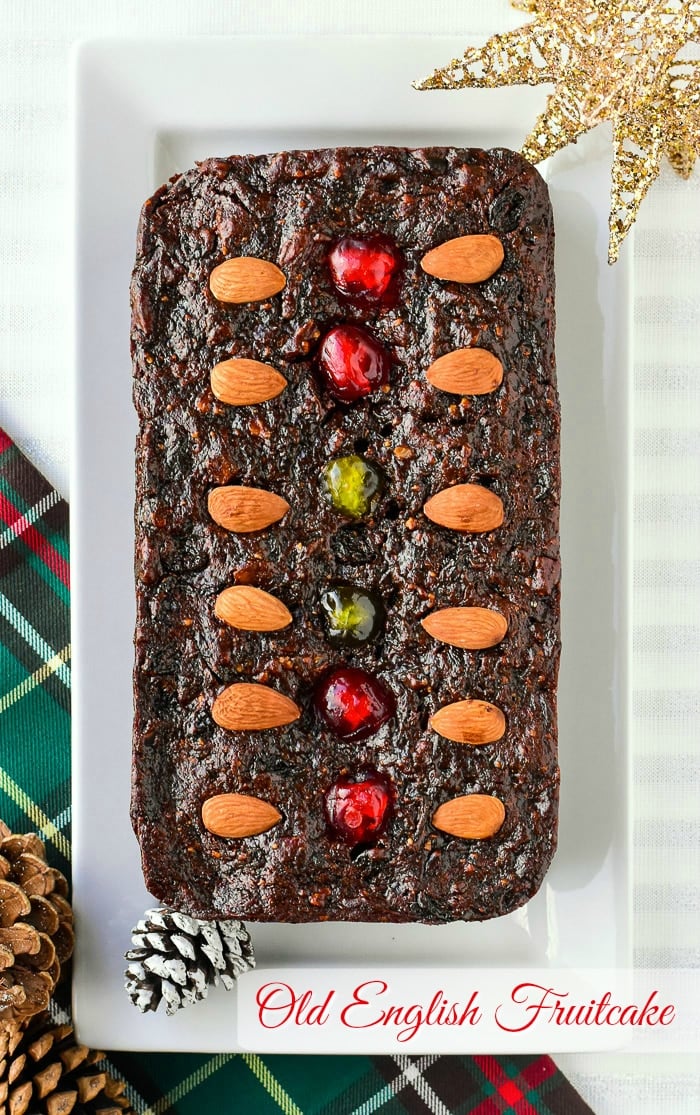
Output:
[{"xmin": 130, "ymin": 146, "xmax": 561, "ymax": 923}]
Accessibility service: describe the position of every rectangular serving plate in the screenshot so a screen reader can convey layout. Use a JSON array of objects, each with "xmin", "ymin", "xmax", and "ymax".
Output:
[{"xmin": 71, "ymin": 35, "xmax": 631, "ymax": 1052}]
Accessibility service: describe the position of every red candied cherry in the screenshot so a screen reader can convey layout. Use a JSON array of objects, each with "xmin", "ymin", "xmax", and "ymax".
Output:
[
  {"xmin": 318, "ymin": 325, "xmax": 392, "ymax": 403},
  {"xmin": 313, "ymin": 666, "xmax": 396, "ymax": 741},
  {"xmin": 324, "ymin": 770, "xmax": 393, "ymax": 845},
  {"xmin": 328, "ymin": 235, "xmax": 401, "ymax": 303}
]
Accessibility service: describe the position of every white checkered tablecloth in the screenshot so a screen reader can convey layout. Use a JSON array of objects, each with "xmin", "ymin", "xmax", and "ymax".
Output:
[{"xmin": 0, "ymin": 2, "xmax": 698, "ymax": 1111}]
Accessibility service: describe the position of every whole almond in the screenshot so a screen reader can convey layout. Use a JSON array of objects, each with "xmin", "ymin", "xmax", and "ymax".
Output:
[
  {"xmin": 421, "ymin": 606, "xmax": 508, "ymax": 649},
  {"xmin": 212, "ymin": 682, "xmax": 300, "ymax": 731},
  {"xmin": 420, "ymin": 234, "xmax": 504, "ymax": 284},
  {"xmin": 208, "ymin": 486, "xmax": 290, "ymax": 533},
  {"xmin": 211, "ymin": 358, "xmax": 287, "ymax": 405},
  {"xmin": 202, "ymin": 793, "xmax": 282, "ymax": 838},
  {"xmin": 430, "ymin": 698, "xmax": 506, "ymax": 744},
  {"xmin": 432, "ymin": 794, "xmax": 505, "ymax": 839},
  {"xmin": 426, "ymin": 348, "xmax": 503, "ymax": 396},
  {"xmin": 423, "ymin": 484, "xmax": 504, "ymax": 533},
  {"xmin": 215, "ymin": 585, "xmax": 292, "ymax": 632},
  {"xmin": 209, "ymin": 257, "xmax": 286, "ymax": 303}
]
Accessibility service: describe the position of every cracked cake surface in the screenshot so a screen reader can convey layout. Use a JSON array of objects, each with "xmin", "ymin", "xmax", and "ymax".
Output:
[{"xmin": 130, "ymin": 145, "xmax": 560, "ymax": 923}]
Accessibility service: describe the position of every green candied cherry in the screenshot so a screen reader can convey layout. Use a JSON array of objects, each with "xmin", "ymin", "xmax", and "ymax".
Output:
[
  {"xmin": 320, "ymin": 584, "xmax": 386, "ymax": 646},
  {"xmin": 322, "ymin": 454, "xmax": 383, "ymax": 519}
]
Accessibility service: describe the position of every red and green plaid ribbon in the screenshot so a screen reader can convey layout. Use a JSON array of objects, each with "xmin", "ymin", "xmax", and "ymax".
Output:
[{"xmin": 0, "ymin": 427, "xmax": 595, "ymax": 1115}]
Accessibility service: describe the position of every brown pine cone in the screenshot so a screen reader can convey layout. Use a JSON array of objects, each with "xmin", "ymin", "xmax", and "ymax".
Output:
[
  {"xmin": 0, "ymin": 821, "xmax": 74, "ymax": 1025},
  {"xmin": 0, "ymin": 1012, "xmax": 135, "ymax": 1115}
]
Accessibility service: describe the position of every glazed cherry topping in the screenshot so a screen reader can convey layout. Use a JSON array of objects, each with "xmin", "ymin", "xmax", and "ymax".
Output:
[
  {"xmin": 313, "ymin": 666, "xmax": 396, "ymax": 741},
  {"xmin": 320, "ymin": 584, "xmax": 386, "ymax": 646},
  {"xmin": 324, "ymin": 770, "xmax": 393, "ymax": 845},
  {"xmin": 318, "ymin": 325, "xmax": 392, "ymax": 403},
  {"xmin": 328, "ymin": 235, "xmax": 401, "ymax": 303},
  {"xmin": 322, "ymin": 454, "xmax": 383, "ymax": 519}
]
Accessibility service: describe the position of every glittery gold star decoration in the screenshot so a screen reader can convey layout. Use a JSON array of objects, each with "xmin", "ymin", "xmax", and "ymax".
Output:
[{"xmin": 415, "ymin": 1, "xmax": 700, "ymax": 263}]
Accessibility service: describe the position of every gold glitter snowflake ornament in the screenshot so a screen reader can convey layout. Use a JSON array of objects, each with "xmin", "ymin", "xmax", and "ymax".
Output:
[{"xmin": 415, "ymin": 1, "xmax": 700, "ymax": 263}]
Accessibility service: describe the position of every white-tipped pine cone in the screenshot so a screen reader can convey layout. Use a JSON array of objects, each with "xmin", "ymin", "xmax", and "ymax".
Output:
[{"xmin": 124, "ymin": 907, "xmax": 254, "ymax": 1015}]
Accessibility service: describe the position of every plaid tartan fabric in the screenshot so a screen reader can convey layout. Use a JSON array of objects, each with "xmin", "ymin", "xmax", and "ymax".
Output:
[{"xmin": 0, "ymin": 426, "xmax": 595, "ymax": 1115}]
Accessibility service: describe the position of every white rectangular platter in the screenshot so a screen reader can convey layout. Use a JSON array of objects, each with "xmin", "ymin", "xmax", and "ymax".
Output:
[{"xmin": 71, "ymin": 35, "xmax": 631, "ymax": 1052}]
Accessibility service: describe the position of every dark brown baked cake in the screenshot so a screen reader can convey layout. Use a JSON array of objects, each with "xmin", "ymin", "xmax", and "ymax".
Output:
[{"xmin": 130, "ymin": 146, "xmax": 560, "ymax": 923}]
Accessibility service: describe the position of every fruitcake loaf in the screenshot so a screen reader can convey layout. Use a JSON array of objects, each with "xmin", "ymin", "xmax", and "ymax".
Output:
[{"xmin": 130, "ymin": 146, "xmax": 560, "ymax": 923}]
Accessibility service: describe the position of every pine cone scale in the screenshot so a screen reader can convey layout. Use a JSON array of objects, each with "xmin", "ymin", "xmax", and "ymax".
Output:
[
  {"xmin": 59, "ymin": 1045, "xmax": 89, "ymax": 1073},
  {"xmin": 5, "ymin": 969, "xmax": 54, "ymax": 1020},
  {"xmin": 27, "ymin": 1033, "xmax": 53, "ymax": 1060},
  {"xmin": 0, "ymin": 926, "xmax": 41, "ymax": 959},
  {"xmin": 8, "ymin": 1052, "xmax": 26, "ymax": 1085},
  {"xmin": 0, "ymin": 836, "xmax": 44, "ymax": 861},
  {"xmin": 76, "ymin": 1072, "xmax": 106, "ymax": 1103},
  {"xmin": 45, "ymin": 1091, "xmax": 78, "ymax": 1115},
  {"xmin": 9, "ymin": 1077, "xmax": 33, "ymax": 1112},
  {"xmin": 0, "ymin": 884, "xmax": 31, "ymax": 928},
  {"xmin": 35, "ymin": 1060, "xmax": 64, "ymax": 1098},
  {"xmin": 26, "ymin": 896, "xmax": 60, "ymax": 938}
]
